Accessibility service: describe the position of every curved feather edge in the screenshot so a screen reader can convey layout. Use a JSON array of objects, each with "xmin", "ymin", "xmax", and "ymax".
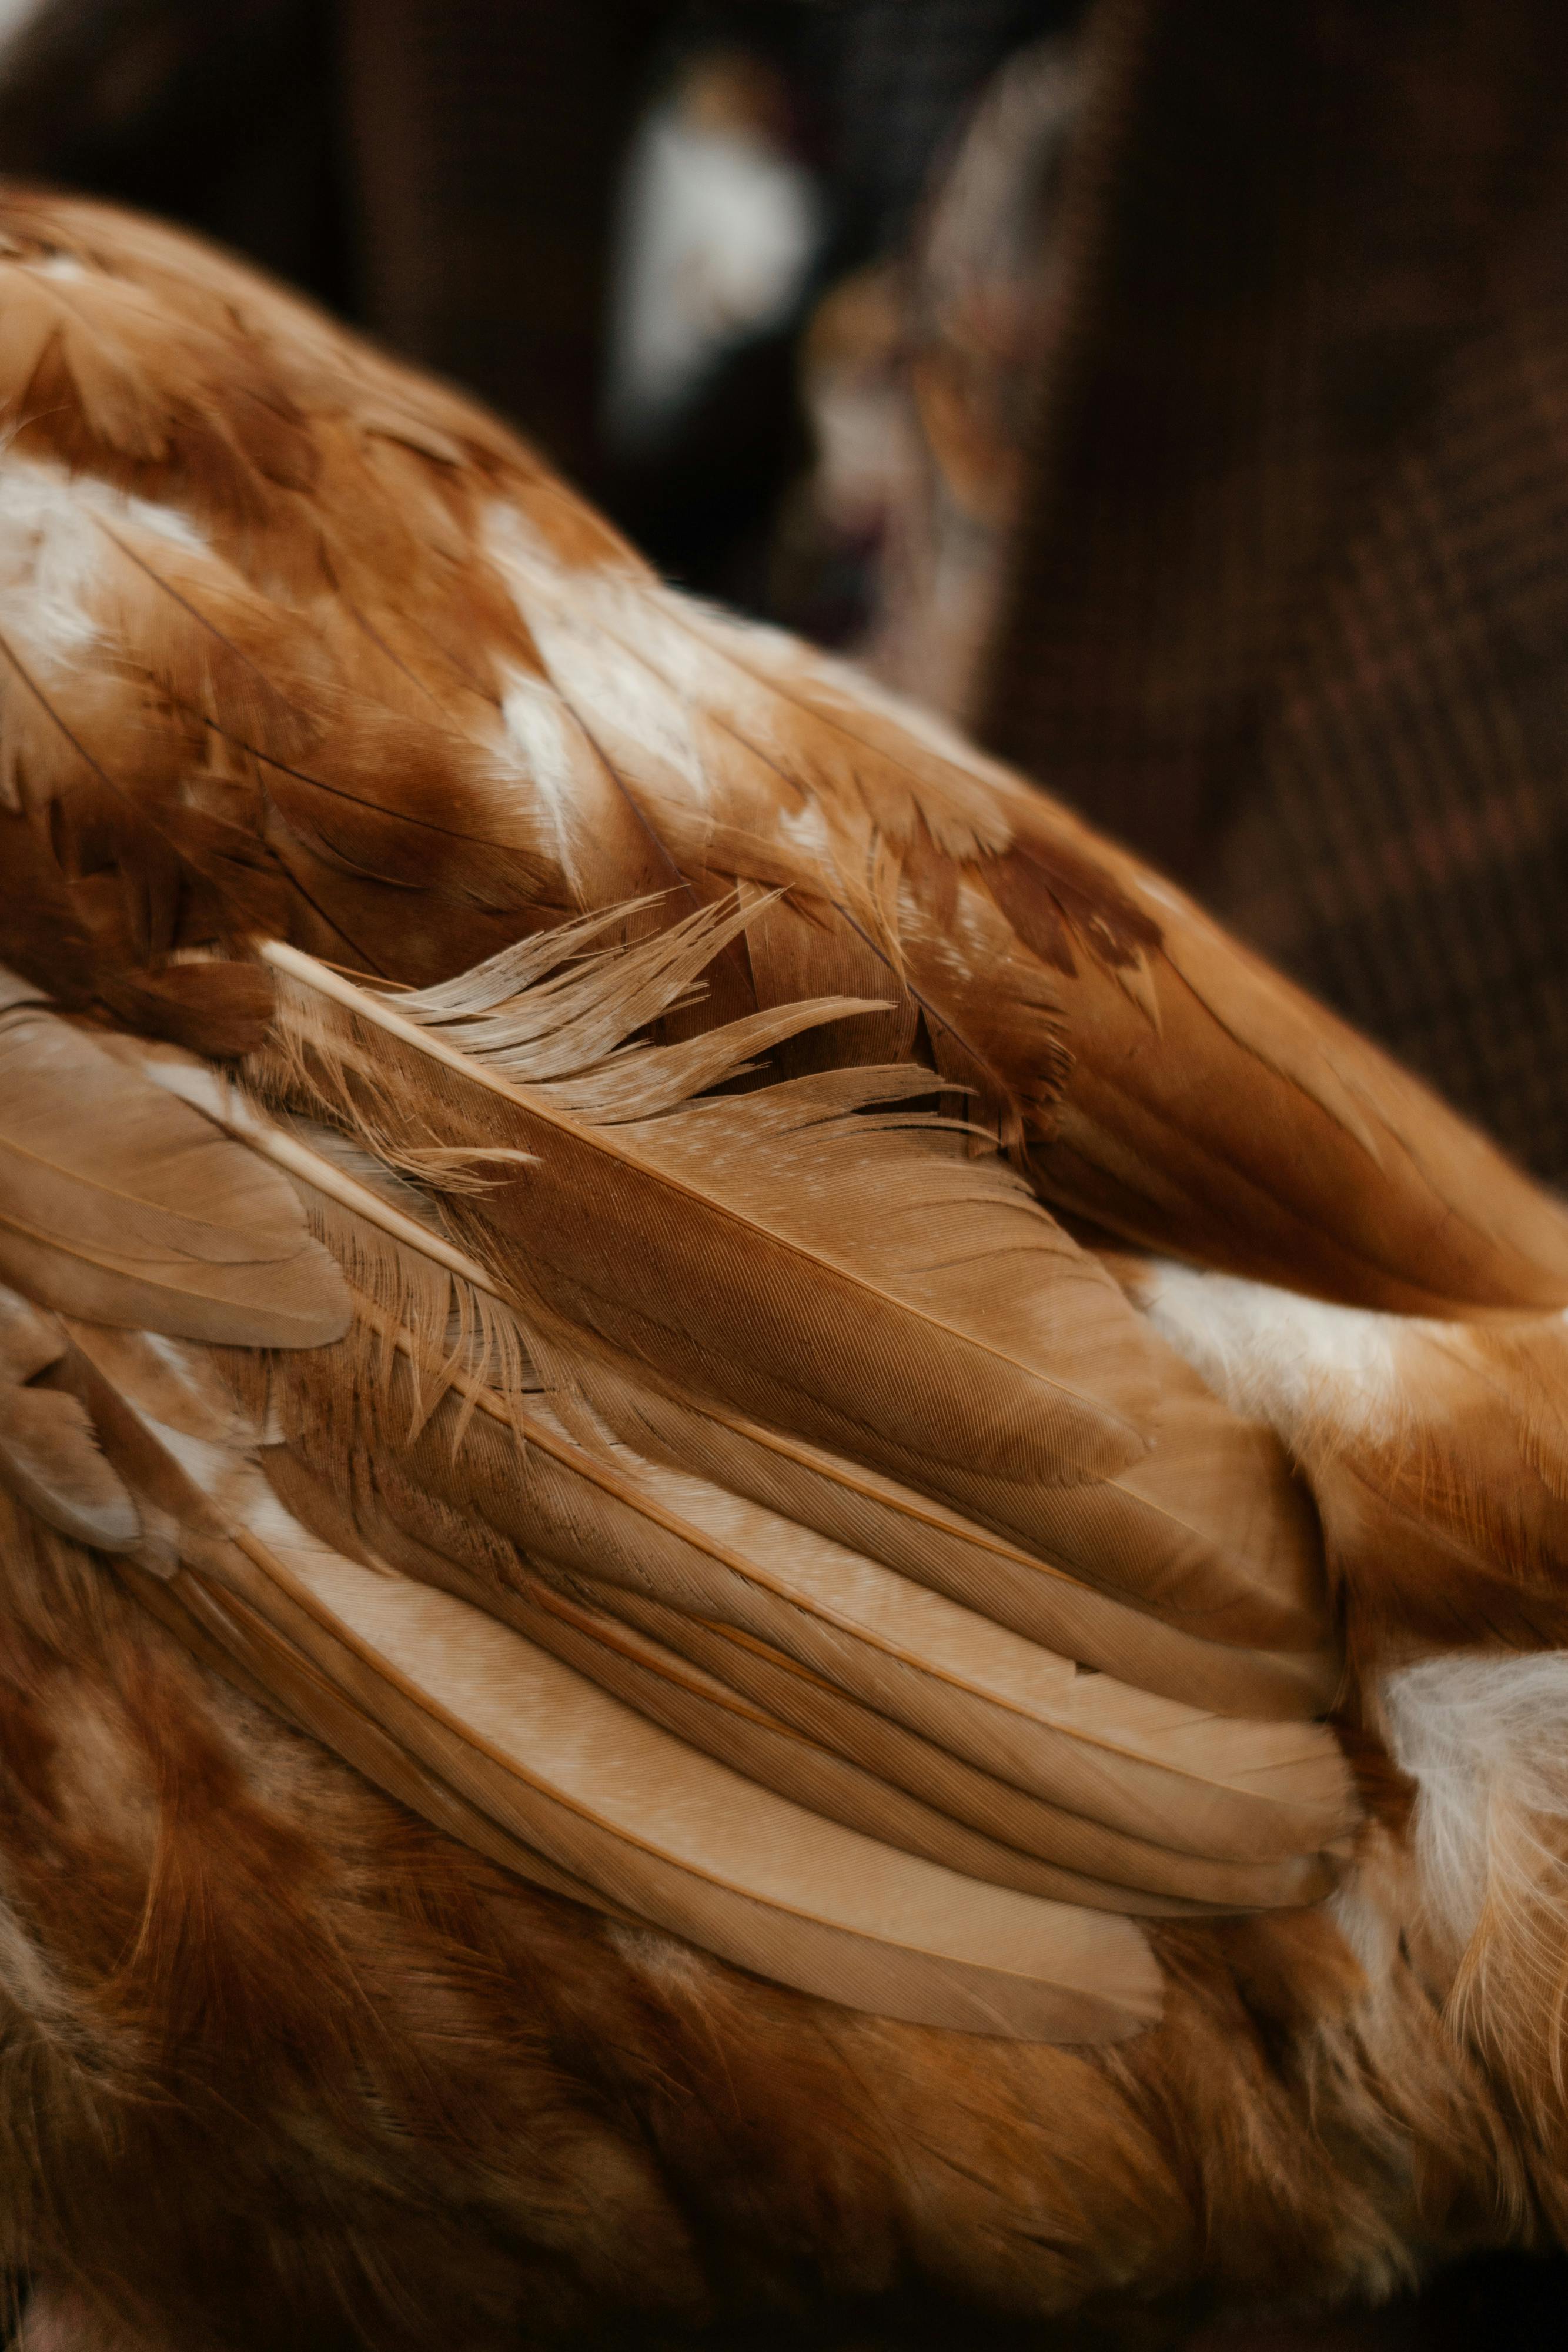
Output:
[
  {"xmin": 202, "ymin": 1525, "xmax": 1165, "ymax": 2042},
  {"xmin": 69, "ymin": 1334, "xmax": 1162, "ymax": 2041},
  {"xmin": 252, "ymin": 930, "xmax": 1328, "ymax": 1646},
  {"xmin": 86, "ymin": 1036, "xmax": 1350, "ymax": 1896}
]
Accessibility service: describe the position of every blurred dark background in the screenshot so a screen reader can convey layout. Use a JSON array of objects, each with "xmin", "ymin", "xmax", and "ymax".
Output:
[
  {"xmin": 0, "ymin": 0, "xmax": 1081, "ymax": 588},
  {"xmin": 4, "ymin": 4, "xmax": 1568, "ymax": 2340}
]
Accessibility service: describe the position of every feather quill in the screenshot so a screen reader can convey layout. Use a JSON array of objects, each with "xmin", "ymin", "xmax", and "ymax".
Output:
[
  {"xmin": 255, "ymin": 924, "xmax": 1326, "ymax": 1648},
  {"xmin": 58, "ymin": 1319, "xmax": 1164, "ymax": 2041},
  {"xmin": 162, "ymin": 1101, "xmax": 1350, "ymax": 1890}
]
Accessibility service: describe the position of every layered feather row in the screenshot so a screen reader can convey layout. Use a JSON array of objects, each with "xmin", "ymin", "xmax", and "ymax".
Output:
[{"xmin": 0, "ymin": 898, "xmax": 1356, "ymax": 2039}]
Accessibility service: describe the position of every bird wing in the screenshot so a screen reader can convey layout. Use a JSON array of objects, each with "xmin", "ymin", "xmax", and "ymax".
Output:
[{"xmin": 0, "ymin": 185, "xmax": 1552, "ymax": 2038}]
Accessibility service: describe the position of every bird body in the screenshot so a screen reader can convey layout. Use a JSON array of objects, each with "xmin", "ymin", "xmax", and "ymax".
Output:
[{"xmin": 2, "ymin": 186, "xmax": 1568, "ymax": 2348}]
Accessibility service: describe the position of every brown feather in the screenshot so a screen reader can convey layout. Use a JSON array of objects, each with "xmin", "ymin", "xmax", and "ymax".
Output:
[
  {"xmin": 0, "ymin": 994, "xmax": 349, "ymax": 1345},
  {"xmin": 255, "ymin": 928, "xmax": 1330, "ymax": 1658},
  {"xmin": 0, "ymin": 185, "xmax": 1564, "ymax": 1326},
  {"xmin": 207, "ymin": 1094, "xmax": 1351, "ymax": 1887},
  {"xmin": 4, "ymin": 182, "xmax": 1568, "ymax": 2346},
  {"xmin": 66, "ymin": 1319, "xmax": 1165, "ymax": 2042}
]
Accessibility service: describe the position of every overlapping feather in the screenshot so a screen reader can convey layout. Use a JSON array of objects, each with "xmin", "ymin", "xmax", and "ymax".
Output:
[
  {"xmin": 255, "ymin": 904, "xmax": 1329, "ymax": 1651},
  {"xmin": 213, "ymin": 910, "xmax": 1352, "ymax": 1932},
  {"xmin": 0, "ymin": 906, "xmax": 1359, "ymax": 2036},
  {"xmin": 51, "ymin": 1279, "xmax": 1166, "ymax": 2043}
]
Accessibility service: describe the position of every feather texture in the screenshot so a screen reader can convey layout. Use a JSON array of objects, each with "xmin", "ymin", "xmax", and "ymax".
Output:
[
  {"xmin": 0, "ymin": 902, "xmax": 1353, "ymax": 2026},
  {"xmin": 53, "ymin": 1295, "xmax": 1165, "ymax": 2042},
  {"xmin": 236, "ymin": 922, "xmax": 1349, "ymax": 1923},
  {"xmin": 6, "ymin": 183, "xmax": 1568, "ymax": 2342},
  {"xmin": 0, "ymin": 185, "xmax": 1565, "ymax": 1324},
  {"xmin": 256, "ymin": 928, "xmax": 1329, "ymax": 1655},
  {"xmin": 0, "ymin": 988, "xmax": 349, "ymax": 1345}
]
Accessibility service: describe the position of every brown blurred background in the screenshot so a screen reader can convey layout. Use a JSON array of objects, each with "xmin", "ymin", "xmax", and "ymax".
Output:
[{"xmin": 4, "ymin": 1, "xmax": 1568, "ymax": 2341}]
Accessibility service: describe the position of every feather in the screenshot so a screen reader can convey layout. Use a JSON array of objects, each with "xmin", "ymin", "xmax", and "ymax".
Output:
[
  {"xmin": 0, "ymin": 994, "xmax": 349, "ymax": 1346},
  {"xmin": 1299, "ymin": 1317, "xmax": 1568, "ymax": 1660},
  {"xmin": 254, "ymin": 928, "xmax": 1328, "ymax": 1652},
  {"xmin": 581, "ymin": 1378, "xmax": 1338, "ymax": 1719},
  {"xmin": 238, "ymin": 1236, "xmax": 1349, "ymax": 1883},
  {"xmin": 134, "ymin": 927, "xmax": 1348, "ymax": 1893},
  {"xmin": 551, "ymin": 1589, "xmax": 1339, "ymax": 1912},
  {"xmin": 254, "ymin": 931, "xmax": 1159, "ymax": 1501},
  {"xmin": 0, "ymin": 891, "xmax": 1351, "ymax": 2023},
  {"xmin": 483, "ymin": 512, "xmax": 1568, "ymax": 1310},
  {"xmin": 121, "ymin": 1554, "xmax": 637, "ymax": 1921},
  {"xmin": 33, "ymin": 1048, "xmax": 1345, "ymax": 1934},
  {"xmin": 140, "ymin": 1063, "xmax": 1329, "ymax": 1725},
  {"xmin": 54, "ymin": 1314, "xmax": 1164, "ymax": 2041},
  {"xmin": 259, "ymin": 1493, "xmax": 1225, "ymax": 1919},
  {"xmin": 212, "ymin": 1528, "xmax": 1165, "ymax": 2043},
  {"xmin": 0, "ymin": 1278, "xmax": 139, "ymax": 1547},
  {"xmin": 158, "ymin": 1095, "xmax": 1348, "ymax": 1891},
  {"xmin": 257, "ymin": 1287, "xmax": 1348, "ymax": 1903}
]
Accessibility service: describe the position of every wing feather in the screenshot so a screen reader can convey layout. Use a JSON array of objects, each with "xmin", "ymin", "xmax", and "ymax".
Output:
[
  {"xmin": 0, "ymin": 950, "xmax": 1353, "ymax": 2036},
  {"xmin": 254, "ymin": 927, "xmax": 1327, "ymax": 1655},
  {"xmin": 54, "ymin": 1318, "xmax": 1164, "ymax": 2043},
  {"xmin": 0, "ymin": 993, "xmax": 349, "ymax": 1345}
]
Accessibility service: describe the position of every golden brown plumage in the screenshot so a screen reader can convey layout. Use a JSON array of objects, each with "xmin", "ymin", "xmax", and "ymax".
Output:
[{"xmin": 4, "ymin": 184, "xmax": 1568, "ymax": 2347}]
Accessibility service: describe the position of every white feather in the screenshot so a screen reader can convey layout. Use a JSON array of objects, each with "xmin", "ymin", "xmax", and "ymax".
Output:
[
  {"xmin": 1382, "ymin": 1649, "xmax": 1568, "ymax": 1957},
  {"xmin": 1138, "ymin": 1259, "xmax": 1406, "ymax": 1447}
]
